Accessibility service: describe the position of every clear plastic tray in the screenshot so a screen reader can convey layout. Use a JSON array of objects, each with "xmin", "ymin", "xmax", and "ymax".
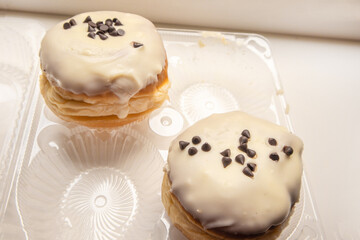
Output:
[{"xmin": 0, "ymin": 18, "xmax": 324, "ymax": 240}]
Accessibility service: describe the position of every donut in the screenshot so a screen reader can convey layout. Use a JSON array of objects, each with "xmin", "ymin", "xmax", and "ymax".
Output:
[
  {"xmin": 39, "ymin": 11, "xmax": 169, "ymax": 128},
  {"xmin": 162, "ymin": 111, "xmax": 303, "ymax": 239}
]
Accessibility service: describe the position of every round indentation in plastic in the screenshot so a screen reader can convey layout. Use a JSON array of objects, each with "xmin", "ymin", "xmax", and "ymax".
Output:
[
  {"xmin": 149, "ymin": 107, "xmax": 184, "ymax": 137},
  {"xmin": 62, "ymin": 168, "xmax": 135, "ymax": 233},
  {"xmin": 17, "ymin": 126, "xmax": 164, "ymax": 240},
  {"xmin": 180, "ymin": 83, "xmax": 238, "ymax": 123}
]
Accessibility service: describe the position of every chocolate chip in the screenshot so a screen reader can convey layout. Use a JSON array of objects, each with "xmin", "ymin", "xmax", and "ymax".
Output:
[
  {"xmin": 109, "ymin": 30, "xmax": 118, "ymax": 36},
  {"xmin": 88, "ymin": 25, "xmax": 95, "ymax": 32},
  {"xmin": 99, "ymin": 33, "xmax": 108, "ymax": 40},
  {"xmin": 243, "ymin": 167, "xmax": 254, "ymax": 177},
  {"xmin": 283, "ymin": 146, "xmax": 294, "ymax": 156},
  {"xmin": 63, "ymin": 22, "xmax": 71, "ymax": 29},
  {"xmin": 179, "ymin": 141, "xmax": 190, "ymax": 150},
  {"xmin": 248, "ymin": 164, "xmax": 256, "ymax": 171},
  {"xmin": 201, "ymin": 143, "xmax": 211, "ymax": 152},
  {"xmin": 268, "ymin": 138, "xmax": 277, "ymax": 146},
  {"xmin": 238, "ymin": 143, "xmax": 248, "ymax": 152},
  {"xmin": 222, "ymin": 157, "xmax": 232, "ymax": 168},
  {"xmin": 112, "ymin": 18, "xmax": 118, "ymax": 22},
  {"xmin": 246, "ymin": 149, "xmax": 256, "ymax": 158},
  {"xmin": 192, "ymin": 136, "xmax": 201, "ymax": 145},
  {"xmin": 88, "ymin": 21, "xmax": 96, "ymax": 28},
  {"xmin": 269, "ymin": 153, "xmax": 279, "ymax": 161},
  {"xmin": 241, "ymin": 129, "xmax": 251, "ymax": 138},
  {"xmin": 117, "ymin": 29, "xmax": 125, "ymax": 36},
  {"xmin": 96, "ymin": 21, "xmax": 103, "ymax": 28},
  {"xmin": 96, "ymin": 30, "xmax": 105, "ymax": 35},
  {"xmin": 105, "ymin": 19, "xmax": 113, "ymax": 26},
  {"xmin": 114, "ymin": 19, "xmax": 123, "ymax": 26},
  {"xmin": 247, "ymin": 163, "xmax": 256, "ymax": 171},
  {"xmin": 235, "ymin": 154, "xmax": 245, "ymax": 165},
  {"xmin": 132, "ymin": 42, "xmax": 143, "ymax": 48},
  {"xmin": 188, "ymin": 147, "xmax": 198, "ymax": 156},
  {"xmin": 220, "ymin": 149, "xmax": 231, "ymax": 157},
  {"xmin": 87, "ymin": 32, "xmax": 96, "ymax": 39},
  {"xmin": 108, "ymin": 26, "xmax": 115, "ymax": 32},
  {"xmin": 99, "ymin": 24, "xmax": 109, "ymax": 32},
  {"xmin": 69, "ymin": 19, "xmax": 77, "ymax": 26},
  {"xmin": 239, "ymin": 136, "xmax": 248, "ymax": 145},
  {"xmin": 83, "ymin": 16, "xmax": 92, "ymax": 23}
]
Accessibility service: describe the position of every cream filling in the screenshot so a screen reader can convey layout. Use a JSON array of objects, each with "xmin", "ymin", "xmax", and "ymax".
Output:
[{"xmin": 41, "ymin": 74, "xmax": 169, "ymax": 119}]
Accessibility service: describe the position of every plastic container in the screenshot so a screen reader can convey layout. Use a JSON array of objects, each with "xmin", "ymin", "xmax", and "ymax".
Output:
[{"xmin": 0, "ymin": 17, "xmax": 324, "ymax": 240}]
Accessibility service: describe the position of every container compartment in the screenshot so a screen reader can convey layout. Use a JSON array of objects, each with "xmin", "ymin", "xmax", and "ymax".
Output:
[{"xmin": 17, "ymin": 125, "xmax": 164, "ymax": 240}]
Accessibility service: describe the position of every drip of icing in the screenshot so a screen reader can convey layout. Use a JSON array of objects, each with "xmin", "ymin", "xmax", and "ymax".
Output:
[
  {"xmin": 167, "ymin": 111, "xmax": 303, "ymax": 235},
  {"xmin": 40, "ymin": 11, "xmax": 166, "ymax": 104}
]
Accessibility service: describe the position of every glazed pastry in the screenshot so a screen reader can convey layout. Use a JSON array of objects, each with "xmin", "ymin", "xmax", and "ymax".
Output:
[
  {"xmin": 39, "ymin": 11, "xmax": 169, "ymax": 127},
  {"xmin": 162, "ymin": 111, "xmax": 303, "ymax": 239}
]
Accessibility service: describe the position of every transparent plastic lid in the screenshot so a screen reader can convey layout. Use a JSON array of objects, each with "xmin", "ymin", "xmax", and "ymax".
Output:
[{"xmin": 0, "ymin": 17, "xmax": 324, "ymax": 240}]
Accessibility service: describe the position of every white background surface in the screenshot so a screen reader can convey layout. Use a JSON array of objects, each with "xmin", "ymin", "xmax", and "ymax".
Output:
[
  {"xmin": 1, "ymin": 0, "xmax": 360, "ymax": 40},
  {"xmin": 1, "ymin": 9, "xmax": 360, "ymax": 239},
  {"xmin": 265, "ymin": 35, "xmax": 360, "ymax": 239}
]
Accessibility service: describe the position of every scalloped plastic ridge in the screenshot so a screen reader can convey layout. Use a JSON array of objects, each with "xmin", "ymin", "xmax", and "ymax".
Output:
[{"xmin": 0, "ymin": 19, "xmax": 44, "ymax": 223}]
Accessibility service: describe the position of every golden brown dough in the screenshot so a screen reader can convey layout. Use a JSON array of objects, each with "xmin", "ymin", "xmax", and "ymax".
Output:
[{"xmin": 40, "ymin": 64, "xmax": 169, "ymax": 128}]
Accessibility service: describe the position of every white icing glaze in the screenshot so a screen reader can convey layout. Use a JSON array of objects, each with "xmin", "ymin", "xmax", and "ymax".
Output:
[
  {"xmin": 166, "ymin": 111, "xmax": 303, "ymax": 235},
  {"xmin": 40, "ymin": 11, "xmax": 166, "ymax": 103}
]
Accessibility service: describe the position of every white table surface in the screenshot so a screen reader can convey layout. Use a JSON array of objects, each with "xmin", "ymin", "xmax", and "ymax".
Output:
[
  {"xmin": 263, "ymin": 34, "xmax": 360, "ymax": 240},
  {"xmin": 1, "ymin": 10, "xmax": 360, "ymax": 240}
]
